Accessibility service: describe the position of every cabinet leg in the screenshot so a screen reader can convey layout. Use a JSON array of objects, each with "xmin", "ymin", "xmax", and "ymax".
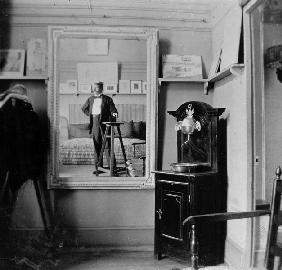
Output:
[
  {"xmin": 157, "ymin": 251, "xmax": 162, "ymax": 260},
  {"xmin": 190, "ymin": 224, "xmax": 199, "ymax": 270}
]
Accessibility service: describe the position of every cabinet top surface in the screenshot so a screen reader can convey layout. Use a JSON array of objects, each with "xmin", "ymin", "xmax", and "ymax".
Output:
[{"xmin": 152, "ymin": 170, "xmax": 217, "ymax": 177}]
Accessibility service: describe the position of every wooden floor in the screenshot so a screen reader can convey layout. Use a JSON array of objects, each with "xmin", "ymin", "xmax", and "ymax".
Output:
[
  {"xmin": 1, "ymin": 248, "xmax": 189, "ymax": 270},
  {"xmin": 0, "ymin": 246, "xmax": 240, "ymax": 270},
  {"xmin": 59, "ymin": 164, "xmax": 125, "ymax": 177},
  {"xmin": 59, "ymin": 164, "xmax": 141, "ymax": 177},
  {"xmin": 54, "ymin": 249, "xmax": 189, "ymax": 270}
]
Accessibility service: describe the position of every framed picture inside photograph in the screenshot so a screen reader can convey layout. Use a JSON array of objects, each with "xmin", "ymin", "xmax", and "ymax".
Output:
[
  {"xmin": 60, "ymin": 83, "xmax": 71, "ymax": 94},
  {"xmin": 78, "ymin": 83, "xmax": 92, "ymax": 94},
  {"xmin": 208, "ymin": 48, "xmax": 222, "ymax": 78},
  {"xmin": 130, "ymin": 80, "xmax": 142, "ymax": 94},
  {"xmin": 118, "ymin": 79, "xmax": 131, "ymax": 94},
  {"xmin": 142, "ymin": 81, "xmax": 147, "ymax": 94},
  {"xmin": 26, "ymin": 38, "xmax": 46, "ymax": 76},
  {"xmin": 0, "ymin": 49, "xmax": 25, "ymax": 77},
  {"xmin": 67, "ymin": 80, "xmax": 78, "ymax": 93},
  {"xmin": 104, "ymin": 83, "xmax": 117, "ymax": 94}
]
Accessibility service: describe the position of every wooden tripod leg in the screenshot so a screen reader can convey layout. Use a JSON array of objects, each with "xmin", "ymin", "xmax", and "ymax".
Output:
[
  {"xmin": 33, "ymin": 180, "xmax": 50, "ymax": 239},
  {"xmin": 116, "ymin": 126, "xmax": 127, "ymax": 168},
  {"xmin": 97, "ymin": 125, "xmax": 109, "ymax": 176},
  {"xmin": 101, "ymin": 126, "xmax": 111, "ymax": 169},
  {"xmin": 108, "ymin": 126, "xmax": 114, "ymax": 176}
]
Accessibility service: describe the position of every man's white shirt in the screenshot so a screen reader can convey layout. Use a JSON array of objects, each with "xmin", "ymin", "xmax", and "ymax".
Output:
[{"xmin": 92, "ymin": 96, "xmax": 102, "ymax": 115}]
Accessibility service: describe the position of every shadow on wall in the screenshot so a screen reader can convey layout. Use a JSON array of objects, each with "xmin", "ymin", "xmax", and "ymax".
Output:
[
  {"xmin": 156, "ymin": 39, "xmax": 172, "ymax": 170},
  {"xmin": 0, "ymin": 2, "xmax": 11, "ymax": 90},
  {"xmin": 159, "ymin": 38, "xmax": 171, "ymax": 78}
]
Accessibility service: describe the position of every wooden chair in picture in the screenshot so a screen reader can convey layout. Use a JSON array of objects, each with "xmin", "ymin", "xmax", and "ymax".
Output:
[{"xmin": 183, "ymin": 166, "xmax": 282, "ymax": 270}]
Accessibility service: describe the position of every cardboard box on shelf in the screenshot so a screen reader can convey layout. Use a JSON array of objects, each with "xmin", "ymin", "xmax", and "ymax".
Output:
[{"xmin": 162, "ymin": 54, "xmax": 203, "ymax": 79}]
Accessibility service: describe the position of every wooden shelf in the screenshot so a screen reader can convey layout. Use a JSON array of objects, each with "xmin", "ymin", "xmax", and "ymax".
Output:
[
  {"xmin": 159, "ymin": 77, "xmax": 207, "ymax": 85},
  {"xmin": 114, "ymin": 93, "xmax": 146, "ymax": 95},
  {"xmin": 208, "ymin": 64, "xmax": 245, "ymax": 83},
  {"xmin": 60, "ymin": 92, "xmax": 146, "ymax": 96},
  {"xmin": 205, "ymin": 63, "xmax": 245, "ymax": 94},
  {"xmin": 158, "ymin": 64, "xmax": 245, "ymax": 95},
  {"xmin": 0, "ymin": 76, "xmax": 48, "ymax": 80}
]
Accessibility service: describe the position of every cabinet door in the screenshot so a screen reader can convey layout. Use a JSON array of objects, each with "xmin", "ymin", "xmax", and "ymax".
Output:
[
  {"xmin": 161, "ymin": 190, "xmax": 183, "ymax": 240},
  {"xmin": 158, "ymin": 181, "xmax": 190, "ymax": 243}
]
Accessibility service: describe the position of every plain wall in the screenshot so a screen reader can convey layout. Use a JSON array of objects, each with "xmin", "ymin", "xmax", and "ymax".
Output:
[
  {"xmin": 210, "ymin": 2, "xmax": 251, "ymax": 267},
  {"xmin": 158, "ymin": 29, "xmax": 213, "ymax": 169}
]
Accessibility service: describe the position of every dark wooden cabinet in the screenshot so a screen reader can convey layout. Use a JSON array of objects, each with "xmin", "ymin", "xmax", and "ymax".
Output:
[
  {"xmin": 154, "ymin": 101, "xmax": 227, "ymax": 267},
  {"xmin": 154, "ymin": 170, "xmax": 225, "ymax": 266}
]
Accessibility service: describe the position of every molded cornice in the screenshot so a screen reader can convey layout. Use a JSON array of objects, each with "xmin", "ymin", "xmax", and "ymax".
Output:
[{"xmin": 0, "ymin": 1, "xmax": 213, "ymax": 30}]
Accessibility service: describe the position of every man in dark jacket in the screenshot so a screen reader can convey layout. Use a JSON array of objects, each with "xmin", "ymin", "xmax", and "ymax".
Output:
[{"xmin": 81, "ymin": 82, "xmax": 118, "ymax": 174}]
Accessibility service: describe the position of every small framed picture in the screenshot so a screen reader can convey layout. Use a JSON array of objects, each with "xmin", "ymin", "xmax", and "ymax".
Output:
[
  {"xmin": 78, "ymin": 83, "xmax": 92, "ymax": 94},
  {"xmin": 26, "ymin": 38, "xmax": 46, "ymax": 76},
  {"xmin": 118, "ymin": 79, "xmax": 131, "ymax": 94},
  {"xmin": 60, "ymin": 83, "xmax": 71, "ymax": 94},
  {"xmin": 104, "ymin": 83, "xmax": 117, "ymax": 94},
  {"xmin": 67, "ymin": 80, "xmax": 78, "ymax": 93},
  {"xmin": 0, "ymin": 49, "xmax": 25, "ymax": 77},
  {"xmin": 208, "ymin": 48, "xmax": 222, "ymax": 78},
  {"xmin": 130, "ymin": 80, "xmax": 142, "ymax": 94},
  {"xmin": 142, "ymin": 81, "xmax": 147, "ymax": 94}
]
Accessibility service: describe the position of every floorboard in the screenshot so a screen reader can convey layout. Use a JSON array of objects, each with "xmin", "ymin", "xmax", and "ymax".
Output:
[{"xmin": 0, "ymin": 248, "xmax": 190, "ymax": 270}]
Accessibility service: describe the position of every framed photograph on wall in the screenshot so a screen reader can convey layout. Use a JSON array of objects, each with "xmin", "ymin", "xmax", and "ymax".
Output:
[
  {"xmin": 208, "ymin": 48, "xmax": 222, "ymax": 78},
  {"xmin": 78, "ymin": 82, "xmax": 92, "ymax": 94},
  {"xmin": 118, "ymin": 79, "xmax": 131, "ymax": 94},
  {"xmin": 60, "ymin": 82, "xmax": 77, "ymax": 94},
  {"xmin": 67, "ymin": 80, "xmax": 78, "ymax": 93},
  {"xmin": 130, "ymin": 80, "xmax": 142, "ymax": 94},
  {"xmin": 142, "ymin": 81, "xmax": 147, "ymax": 94},
  {"xmin": 26, "ymin": 38, "xmax": 46, "ymax": 76},
  {"xmin": 104, "ymin": 83, "xmax": 117, "ymax": 94},
  {"xmin": 0, "ymin": 49, "xmax": 25, "ymax": 77}
]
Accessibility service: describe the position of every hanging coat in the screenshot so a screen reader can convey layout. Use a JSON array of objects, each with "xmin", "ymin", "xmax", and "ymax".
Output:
[{"xmin": 0, "ymin": 98, "xmax": 43, "ymax": 191}]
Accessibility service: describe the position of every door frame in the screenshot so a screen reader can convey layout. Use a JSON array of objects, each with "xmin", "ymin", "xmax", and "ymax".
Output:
[{"xmin": 243, "ymin": 0, "xmax": 266, "ymax": 266}]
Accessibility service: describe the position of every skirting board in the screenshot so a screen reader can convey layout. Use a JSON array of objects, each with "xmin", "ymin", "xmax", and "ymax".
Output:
[
  {"xmin": 253, "ymin": 248, "xmax": 265, "ymax": 269},
  {"xmin": 10, "ymin": 227, "xmax": 154, "ymax": 248},
  {"xmin": 225, "ymin": 237, "xmax": 246, "ymax": 269},
  {"xmin": 71, "ymin": 227, "xmax": 154, "ymax": 247}
]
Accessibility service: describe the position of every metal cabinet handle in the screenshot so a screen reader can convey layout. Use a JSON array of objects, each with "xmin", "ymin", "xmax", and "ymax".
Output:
[{"xmin": 156, "ymin": 209, "xmax": 162, "ymax": 220}]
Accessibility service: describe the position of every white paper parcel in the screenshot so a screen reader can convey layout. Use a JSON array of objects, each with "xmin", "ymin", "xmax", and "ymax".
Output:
[{"xmin": 162, "ymin": 54, "xmax": 203, "ymax": 79}]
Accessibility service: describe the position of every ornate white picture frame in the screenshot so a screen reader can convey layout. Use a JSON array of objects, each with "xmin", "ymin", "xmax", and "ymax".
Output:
[{"xmin": 48, "ymin": 26, "xmax": 159, "ymax": 189}]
